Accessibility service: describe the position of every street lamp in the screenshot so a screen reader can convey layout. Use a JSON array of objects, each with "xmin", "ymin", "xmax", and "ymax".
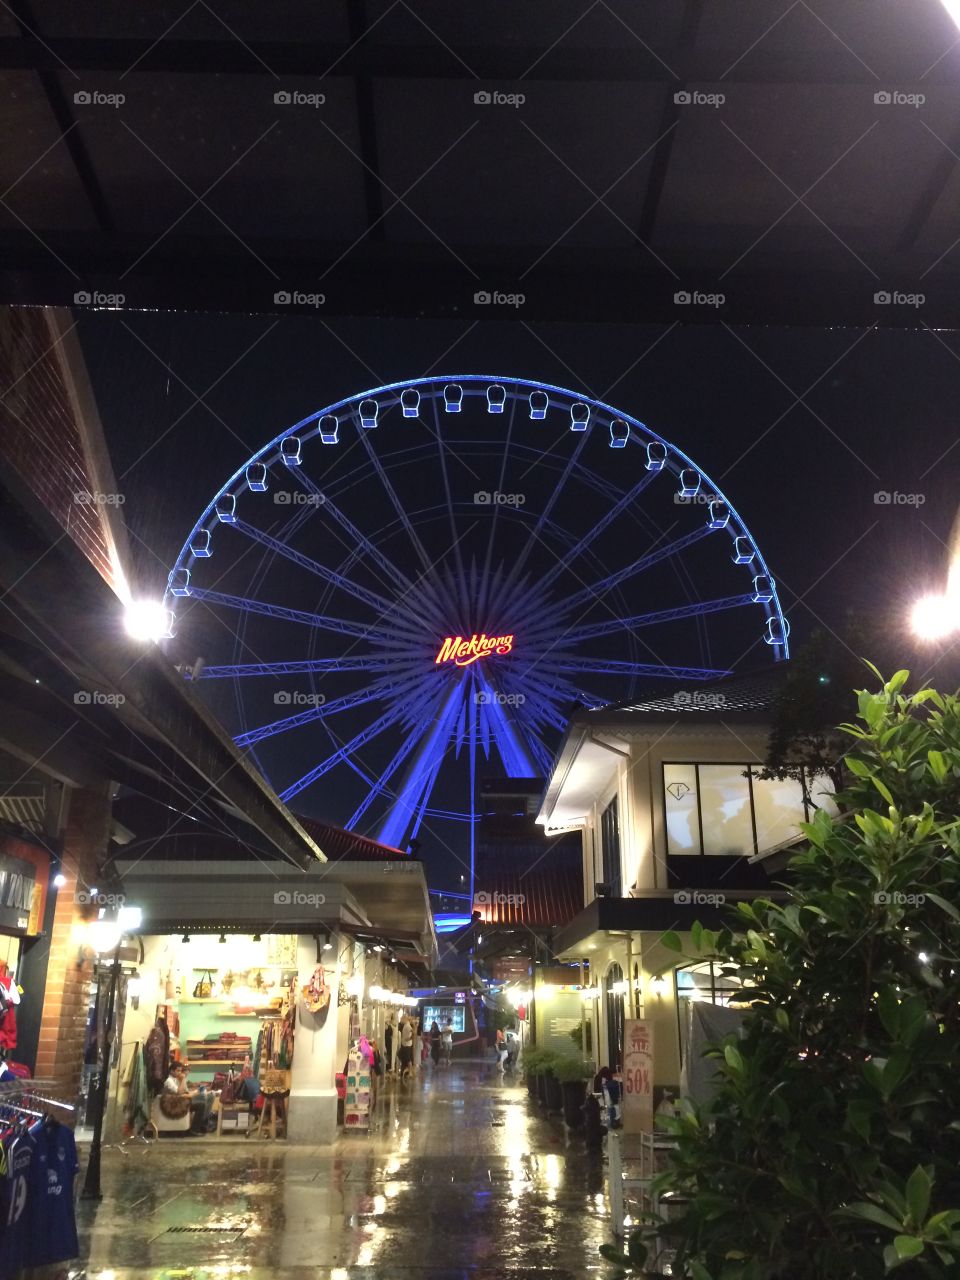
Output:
[
  {"xmin": 124, "ymin": 600, "xmax": 173, "ymax": 642},
  {"xmin": 81, "ymin": 904, "xmax": 142, "ymax": 1201}
]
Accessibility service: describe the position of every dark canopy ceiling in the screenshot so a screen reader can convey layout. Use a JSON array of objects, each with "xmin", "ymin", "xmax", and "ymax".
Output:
[{"xmin": 1, "ymin": 0, "xmax": 959, "ymax": 324}]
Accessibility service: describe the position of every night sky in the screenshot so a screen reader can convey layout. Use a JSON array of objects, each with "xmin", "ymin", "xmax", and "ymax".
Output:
[{"xmin": 76, "ymin": 311, "xmax": 960, "ymax": 884}]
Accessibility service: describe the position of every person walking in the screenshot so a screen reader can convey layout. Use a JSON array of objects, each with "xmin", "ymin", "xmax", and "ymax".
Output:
[
  {"xmin": 430, "ymin": 1020, "xmax": 441, "ymax": 1067},
  {"xmin": 440, "ymin": 1019, "xmax": 454, "ymax": 1067},
  {"xmin": 495, "ymin": 1028, "xmax": 508, "ymax": 1074},
  {"xmin": 399, "ymin": 1014, "xmax": 414, "ymax": 1080}
]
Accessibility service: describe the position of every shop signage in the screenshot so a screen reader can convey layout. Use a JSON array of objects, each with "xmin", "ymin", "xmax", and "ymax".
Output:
[
  {"xmin": 435, "ymin": 634, "xmax": 514, "ymax": 666},
  {"xmin": 622, "ymin": 1018, "xmax": 655, "ymax": 1134},
  {"xmin": 0, "ymin": 853, "xmax": 39, "ymax": 935}
]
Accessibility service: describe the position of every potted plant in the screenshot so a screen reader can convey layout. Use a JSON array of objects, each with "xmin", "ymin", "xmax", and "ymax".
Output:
[
  {"xmin": 543, "ymin": 1053, "xmax": 564, "ymax": 1114},
  {"xmin": 521, "ymin": 1045, "xmax": 548, "ymax": 1098},
  {"xmin": 552, "ymin": 1055, "xmax": 595, "ymax": 1128},
  {"xmin": 532, "ymin": 1048, "xmax": 559, "ymax": 1107}
]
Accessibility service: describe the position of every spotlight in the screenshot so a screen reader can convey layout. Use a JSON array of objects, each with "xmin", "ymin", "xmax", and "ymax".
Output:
[
  {"xmin": 53, "ymin": 873, "xmax": 67, "ymax": 889},
  {"xmin": 124, "ymin": 600, "xmax": 174, "ymax": 642},
  {"xmin": 219, "ymin": 932, "xmax": 226, "ymax": 944},
  {"xmin": 911, "ymin": 593, "xmax": 960, "ymax": 641},
  {"xmin": 182, "ymin": 934, "xmax": 190, "ymax": 943},
  {"xmin": 253, "ymin": 933, "xmax": 262, "ymax": 942}
]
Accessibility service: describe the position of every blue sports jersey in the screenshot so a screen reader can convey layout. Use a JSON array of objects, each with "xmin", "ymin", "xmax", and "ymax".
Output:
[
  {"xmin": 0, "ymin": 1128, "xmax": 35, "ymax": 1280},
  {"xmin": 25, "ymin": 1122, "xmax": 79, "ymax": 1266}
]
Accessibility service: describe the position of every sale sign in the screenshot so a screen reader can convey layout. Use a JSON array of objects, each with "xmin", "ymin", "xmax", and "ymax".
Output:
[{"xmin": 621, "ymin": 1018, "xmax": 655, "ymax": 1133}]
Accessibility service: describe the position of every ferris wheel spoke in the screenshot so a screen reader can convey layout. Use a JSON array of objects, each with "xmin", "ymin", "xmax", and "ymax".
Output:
[
  {"xmin": 234, "ymin": 670, "xmax": 427, "ymax": 748},
  {"xmin": 531, "ymin": 655, "xmax": 730, "ymax": 680},
  {"xmin": 231, "ymin": 519, "xmax": 416, "ymax": 626},
  {"xmin": 199, "ymin": 654, "xmax": 424, "ymax": 679},
  {"xmin": 186, "ymin": 588, "xmax": 415, "ymax": 647},
  {"xmin": 564, "ymin": 593, "xmax": 758, "ymax": 645},
  {"xmin": 475, "ymin": 396, "xmax": 520, "ymax": 620},
  {"xmin": 561, "ymin": 525, "xmax": 717, "ymax": 616},
  {"xmin": 346, "ymin": 705, "xmax": 441, "ymax": 830},
  {"xmin": 499, "ymin": 427, "xmax": 592, "ymax": 598},
  {"xmin": 431, "ymin": 396, "xmax": 471, "ymax": 630},
  {"xmin": 289, "ymin": 468, "xmax": 419, "ymax": 597},
  {"xmin": 535, "ymin": 469, "xmax": 662, "ymax": 599},
  {"xmin": 375, "ymin": 682, "xmax": 466, "ymax": 847},
  {"xmin": 279, "ymin": 682, "xmax": 443, "ymax": 803},
  {"xmin": 358, "ymin": 431, "xmax": 437, "ymax": 580}
]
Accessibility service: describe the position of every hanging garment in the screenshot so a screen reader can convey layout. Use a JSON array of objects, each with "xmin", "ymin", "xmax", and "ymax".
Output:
[
  {"xmin": 124, "ymin": 1043, "xmax": 150, "ymax": 1135},
  {"xmin": 0, "ymin": 977, "xmax": 19, "ymax": 1051},
  {"xmin": 25, "ymin": 1119, "xmax": 80, "ymax": 1267},
  {"xmin": 143, "ymin": 1019, "xmax": 170, "ymax": 1095},
  {"xmin": 0, "ymin": 1123, "xmax": 37, "ymax": 1277}
]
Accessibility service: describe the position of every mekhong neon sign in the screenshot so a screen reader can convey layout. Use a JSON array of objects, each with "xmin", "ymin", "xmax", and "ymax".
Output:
[{"xmin": 435, "ymin": 634, "xmax": 514, "ymax": 667}]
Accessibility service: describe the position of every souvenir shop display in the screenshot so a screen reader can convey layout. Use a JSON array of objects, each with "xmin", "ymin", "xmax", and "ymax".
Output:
[
  {"xmin": 300, "ymin": 964, "xmax": 330, "ymax": 1015},
  {"xmin": 0, "ymin": 1079, "xmax": 78, "ymax": 1276},
  {"xmin": 343, "ymin": 1042, "xmax": 371, "ymax": 1131}
]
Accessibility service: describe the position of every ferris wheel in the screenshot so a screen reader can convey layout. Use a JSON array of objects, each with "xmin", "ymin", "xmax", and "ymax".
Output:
[{"xmin": 164, "ymin": 375, "xmax": 788, "ymax": 876}]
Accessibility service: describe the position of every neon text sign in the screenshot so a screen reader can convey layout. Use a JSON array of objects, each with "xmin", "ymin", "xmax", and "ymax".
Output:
[{"xmin": 436, "ymin": 634, "xmax": 514, "ymax": 667}]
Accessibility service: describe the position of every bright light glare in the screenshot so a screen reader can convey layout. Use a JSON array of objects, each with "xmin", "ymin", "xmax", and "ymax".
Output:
[
  {"xmin": 124, "ymin": 600, "xmax": 172, "ymax": 642},
  {"xmin": 941, "ymin": 0, "xmax": 960, "ymax": 30},
  {"xmin": 911, "ymin": 593, "xmax": 960, "ymax": 641}
]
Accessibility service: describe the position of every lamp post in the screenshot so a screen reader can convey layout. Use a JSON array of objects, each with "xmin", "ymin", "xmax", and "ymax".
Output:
[{"xmin": 81, "ymin": 905, "xmax": 141, "ymax": 1201}]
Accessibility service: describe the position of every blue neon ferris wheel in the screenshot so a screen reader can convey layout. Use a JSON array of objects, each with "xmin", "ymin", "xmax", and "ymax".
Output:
[{"xmin": 165, "ymin": 375, "xmax": 788, "ymax": 877}]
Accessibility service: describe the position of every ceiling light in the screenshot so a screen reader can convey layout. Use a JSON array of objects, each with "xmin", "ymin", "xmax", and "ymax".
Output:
[
  {"xmin": 940, "ymin": 0, "xmax": 960, "ymax": 31},
  {"xmin": 219, "ymin": 932, "xmax": 226, "ymax": 944}
]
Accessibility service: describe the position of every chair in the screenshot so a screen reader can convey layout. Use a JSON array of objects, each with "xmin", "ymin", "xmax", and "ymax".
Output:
[{"xmin": 149, "ymin": 1093, "xmax": 191, "ymax": 1135}]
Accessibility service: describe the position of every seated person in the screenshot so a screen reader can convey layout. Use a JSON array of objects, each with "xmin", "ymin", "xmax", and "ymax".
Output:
[{"xmin": 164, "ymin": 1061, "xmax": 215, "ymax": 1133}]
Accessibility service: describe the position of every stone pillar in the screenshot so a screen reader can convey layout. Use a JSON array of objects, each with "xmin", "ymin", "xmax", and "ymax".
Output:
[
  {"xmin": 34, "ymin": 784, "xmax": 110, "ymax": 1098},
  {"xmin": 288, "ymin": 934, "xmax": 343, "ymax": 1144}
]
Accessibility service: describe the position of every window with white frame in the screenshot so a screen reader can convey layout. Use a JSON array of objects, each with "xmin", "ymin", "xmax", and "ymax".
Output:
[{"xmin": 663, "ymin": 763, "xmax": 834, "ymax": 857}]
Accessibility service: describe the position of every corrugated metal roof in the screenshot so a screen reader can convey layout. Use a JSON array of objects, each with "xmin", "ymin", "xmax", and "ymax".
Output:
[
  {"xmin": 293, "ymin": 815, "xmax": 410, "ymax": 863},
  {"xmin": 608, "ymin": 666, "xmax": 788, "ymax": 719},
  {"xmin": 473, "ymin": 847, "xmax": 583, "ymax": 928}
]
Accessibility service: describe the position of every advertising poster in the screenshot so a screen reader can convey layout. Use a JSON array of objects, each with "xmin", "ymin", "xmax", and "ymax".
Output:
[{"xmin": 622, "ymin": 1018, "xmax": 654, "ymax": 1133}]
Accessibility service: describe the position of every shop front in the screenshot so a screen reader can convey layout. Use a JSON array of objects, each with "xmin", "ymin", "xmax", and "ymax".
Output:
[
  {"xmin": 110, "ymin": 857, "xmax": 436, "ymax": 1143},
  {"xmin": 0, "ymin": 832, "xmax": 50, "ymax": 1072}
]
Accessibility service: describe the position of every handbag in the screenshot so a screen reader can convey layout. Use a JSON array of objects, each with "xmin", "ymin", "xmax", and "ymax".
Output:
[
  {"xmin": 192, "ymin": 969, "xmax": 215, "ymax": 999},
  {"xmin": 300, "ymin": 964, "xmax": 330, "ymax": 1014}
]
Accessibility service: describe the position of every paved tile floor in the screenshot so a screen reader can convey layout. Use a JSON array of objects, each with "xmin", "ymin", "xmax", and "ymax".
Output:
[{"xmin": 72, "ymin": 1060, "xmax": 613, "ymax": 1279}]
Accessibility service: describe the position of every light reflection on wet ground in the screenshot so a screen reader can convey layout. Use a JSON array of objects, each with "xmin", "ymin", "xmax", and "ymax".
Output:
[{"xmin": 72, "ymin": 1060, "xmax": 611, "ymax": 1279}]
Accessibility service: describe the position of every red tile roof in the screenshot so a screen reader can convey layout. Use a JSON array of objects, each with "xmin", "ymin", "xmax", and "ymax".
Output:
[{"xmin": 472, "ymin": 849, "xmax": 583, "ymax": 927}]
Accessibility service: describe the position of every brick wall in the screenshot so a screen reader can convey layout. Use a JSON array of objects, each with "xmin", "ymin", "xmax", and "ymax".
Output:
[
  {"xmin": 35, "ymin": 785, "xmax": 111, "ymax": 1095},
  {"xmin": 0, "ymin": 308, "xmax": 118, "ymax": 590}
]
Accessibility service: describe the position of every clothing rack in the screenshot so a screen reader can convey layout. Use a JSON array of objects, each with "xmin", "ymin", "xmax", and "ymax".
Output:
[{"xmin": 0, "ymin": 1078, "xmax": 76, "ymax": 1123}]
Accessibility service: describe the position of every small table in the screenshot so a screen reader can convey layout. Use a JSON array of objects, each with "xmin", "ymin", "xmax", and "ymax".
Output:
[{"xmin": 257, "ymin": 1090, "xmax": 289, "ymax": 1140}]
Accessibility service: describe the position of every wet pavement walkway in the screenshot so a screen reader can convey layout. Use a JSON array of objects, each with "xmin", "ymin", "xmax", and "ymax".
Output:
[{"xmin": 74, "ymin": 1059, "xmax": 612, "ymax": 1279}]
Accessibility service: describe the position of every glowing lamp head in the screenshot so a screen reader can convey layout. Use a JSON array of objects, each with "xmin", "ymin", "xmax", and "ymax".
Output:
[
  {"xmin": 911, "ymin": 593, "xmax": 960, "ymax": 641},
  {"xmin": 124, "ymin": 600, "xmax": 173, "ymax": 642},
  {"xmin": 940, "ymin": 0, "xmax": 960, "ymax": 30}
]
